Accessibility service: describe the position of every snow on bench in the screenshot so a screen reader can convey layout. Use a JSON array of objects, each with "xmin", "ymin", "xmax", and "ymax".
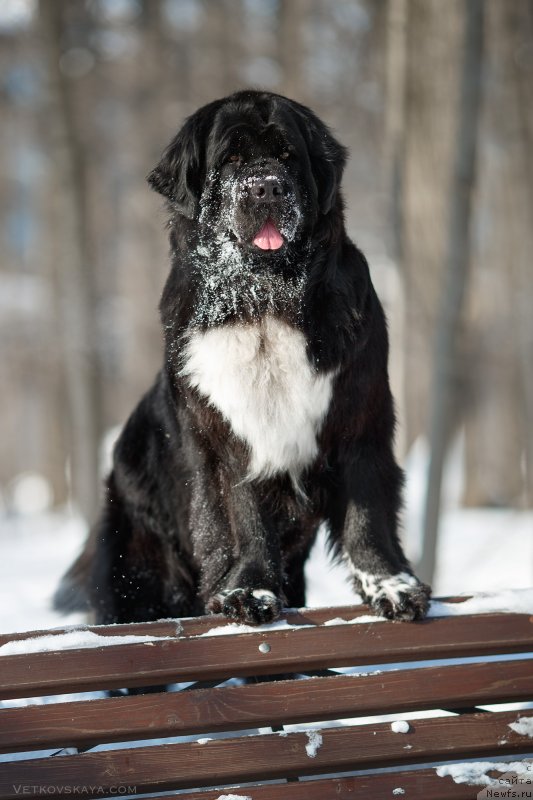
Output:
[{"xmin": 0, "ymin": 591, "xmax": 532, "ymax": 800}]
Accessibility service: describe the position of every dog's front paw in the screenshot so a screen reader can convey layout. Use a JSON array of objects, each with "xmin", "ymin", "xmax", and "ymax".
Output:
[
  {"xmin": 207, "ymin": 588, "xmax": 282, "ymax": 625},
  {"xmin": 356, "ymin": 571, "xmax": 431, "ymax": 621}
]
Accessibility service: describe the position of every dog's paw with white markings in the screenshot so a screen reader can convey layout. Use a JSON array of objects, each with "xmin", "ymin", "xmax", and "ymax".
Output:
[
  {"xmin": 207, "ymin": 588, "xmax": 282, "ymax": 625},
  {"xmin": 354, "ymin": 570, "xmax": 431, "ymax": 621}
]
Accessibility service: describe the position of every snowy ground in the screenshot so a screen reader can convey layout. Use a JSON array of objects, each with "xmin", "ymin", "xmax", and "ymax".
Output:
[{"xmin": 0, "ymin": 438, "xmax": 531, "ymax": 635}]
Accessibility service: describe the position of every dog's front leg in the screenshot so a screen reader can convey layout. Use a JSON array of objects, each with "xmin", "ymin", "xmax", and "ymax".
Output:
[
  {"xmin": 191, "ymin": 471, "xmax": 283, "ymax": 624},
  {"xmin": 330, "ymin": 445, "xmax": 431, "ymax": 621}
]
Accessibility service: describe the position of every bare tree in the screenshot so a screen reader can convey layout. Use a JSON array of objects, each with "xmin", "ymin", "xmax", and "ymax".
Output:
[
  {"xmin": 419, "ymin": 0, "xmax": 485, "ymax": 584},
  {"xmin": 38, "ymin": 0, "xmax": 102, "ymax": 523},
  {"xmin": 400, "ymin": 0, "xmax": 464, "ymax": 452},
  {"xmin": 384, "ymin": 0, "xmax": 408, "ymax": 456},
  {"xmin": 277, "ymin": 0, "xmax": 308, "ymax": 102},
  {"xmin": 462, "ymin": 0, "xmax": 528, "ymax": 509},
  {"xmin": 508, "ymin": 0, "xmax": 533, "ymax": 507}
]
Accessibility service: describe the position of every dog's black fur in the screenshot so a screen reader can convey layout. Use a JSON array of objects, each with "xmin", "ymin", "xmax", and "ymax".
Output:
[{"xmin": 56, "ymin": 90, "xmax": 430, "ymax": 626}]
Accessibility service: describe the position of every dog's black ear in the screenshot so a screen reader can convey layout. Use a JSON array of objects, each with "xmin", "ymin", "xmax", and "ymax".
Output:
[
  {"xmin": 292, "ymin": 102, "xmax": 347, "ymax": 215},
  {"xmin": 148, "ymin": 103, "xmax": 217, "ymax": 219},
  {"xmin": 308, "ymin": 120, "xmax": 347, "ymax": 215}
]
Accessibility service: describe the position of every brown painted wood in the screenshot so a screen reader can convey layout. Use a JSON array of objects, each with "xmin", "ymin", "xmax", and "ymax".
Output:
[
  {"xmin": 0, "ymin": 620, "xmax": 182, "ymax": 647},
  {"xmin": 1, "ymin": 658, "xmax": 532, "ymax": 753},
  {"xmin": 0, "ymin": 710, "xmax": 530, "ymax": 799},
  {"xmin": 1, "ymin": 612, "xmax": 532, "ymax": 699},
  {"xmin": 0, "ymin": 605, "xmax": 355, "ymax": 646},
  {"xmin": 0, "ymin": 596, "xmax": 475, "ymax": 646},
  {"xmin": 154, "ymin": 768, "xmax": 497, "ymax": 800}
]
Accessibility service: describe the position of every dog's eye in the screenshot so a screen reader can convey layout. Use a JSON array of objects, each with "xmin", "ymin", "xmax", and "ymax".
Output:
[
  {"xmin": 280, "ymin": 151, "xmax": 290, "ymax": 160},
  {"xmin": 228, "ymin": 155, "xmax": 241, "ymax": 163}
]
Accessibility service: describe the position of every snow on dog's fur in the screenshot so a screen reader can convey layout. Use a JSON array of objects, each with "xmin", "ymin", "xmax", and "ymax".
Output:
[{"xmin": 55, "ymin": 90, "xmax": 430, "ymax": 626}]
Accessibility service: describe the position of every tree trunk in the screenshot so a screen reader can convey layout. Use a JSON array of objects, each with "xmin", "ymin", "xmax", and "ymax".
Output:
[
  {"xmin": 508, "ymin": 0, "xmax": 533, "ymax": 507},
  {"xmin": 419, "ymin": 0, "xmax": 485, "ymax": 584},
  {"xmin": 38, "ymin": 0, "xmax": 102, "ymax": 523},
  {"xmin": 401, "ymin": 0, "xmax": 463, "ymax": 451},
  {"xmin": 462, "ymin": 0, "xmax": 532, "ymax": 509},
  {"xmin": 384, "ymin": 0, "xmax": 408, "ymax": 457},
  {"xmin": 277, "ymin": 0, "xmax": 308, "ymax": 102}
]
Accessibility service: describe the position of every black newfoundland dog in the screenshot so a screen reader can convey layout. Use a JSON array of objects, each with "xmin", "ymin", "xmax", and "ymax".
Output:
[{"xmin": 56, "ymin": 90, "xmax": 430, "ymax": 626}]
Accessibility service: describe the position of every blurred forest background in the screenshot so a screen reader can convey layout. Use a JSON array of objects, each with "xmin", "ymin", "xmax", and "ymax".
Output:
[{"xmin": 1, "ymin": 0, "xmax": 532, "ymax": 592}]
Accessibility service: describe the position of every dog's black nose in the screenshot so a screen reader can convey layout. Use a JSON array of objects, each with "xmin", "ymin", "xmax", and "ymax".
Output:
[{"xmin": 249, "ymin": 177, "xmax": 284, "ymax": 202}]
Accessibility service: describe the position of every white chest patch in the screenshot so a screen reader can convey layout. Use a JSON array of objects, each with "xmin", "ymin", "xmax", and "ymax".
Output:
[{"xmin": 181, "ymin": 315, "xmax": 335, "ymax": 482}]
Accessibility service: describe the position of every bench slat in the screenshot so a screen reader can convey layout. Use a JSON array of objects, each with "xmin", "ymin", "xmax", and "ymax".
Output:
[
  {"xmin": 1, "ymin": 613, "xmax": 532, "ymax": 699},
  {"xmin": 0, "ymin": 607, "xmax": 347, "ymax": 647},
  {"xmin": 1, "ymin": 658, "xmax": 532, "ymax": 753},
  {"xmin": 0, "ymin": 598, "xmax": 475, "ymax": 647},
  {"xmin": 0, "ymin": 710, "xmax": 530, "ymax": 799},
  {"xmin": 154, "ymin": 768, "xmax": 494, "ymax": 800}
]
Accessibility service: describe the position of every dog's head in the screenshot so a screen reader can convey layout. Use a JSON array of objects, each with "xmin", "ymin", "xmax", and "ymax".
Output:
[{"xmin": 148, "ymin": 90, "xmax": 347, "ymax": 255}]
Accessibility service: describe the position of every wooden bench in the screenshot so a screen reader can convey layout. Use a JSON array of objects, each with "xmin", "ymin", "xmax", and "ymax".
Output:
[{"xmin": 0, "ymin": 598, "xmax": 532, "ymax": 799}]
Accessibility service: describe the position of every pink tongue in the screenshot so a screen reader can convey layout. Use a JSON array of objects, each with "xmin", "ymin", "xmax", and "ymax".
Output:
[{"xmin": 253, "ymin": 219, "xmax": 284, "ymax": 250}]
